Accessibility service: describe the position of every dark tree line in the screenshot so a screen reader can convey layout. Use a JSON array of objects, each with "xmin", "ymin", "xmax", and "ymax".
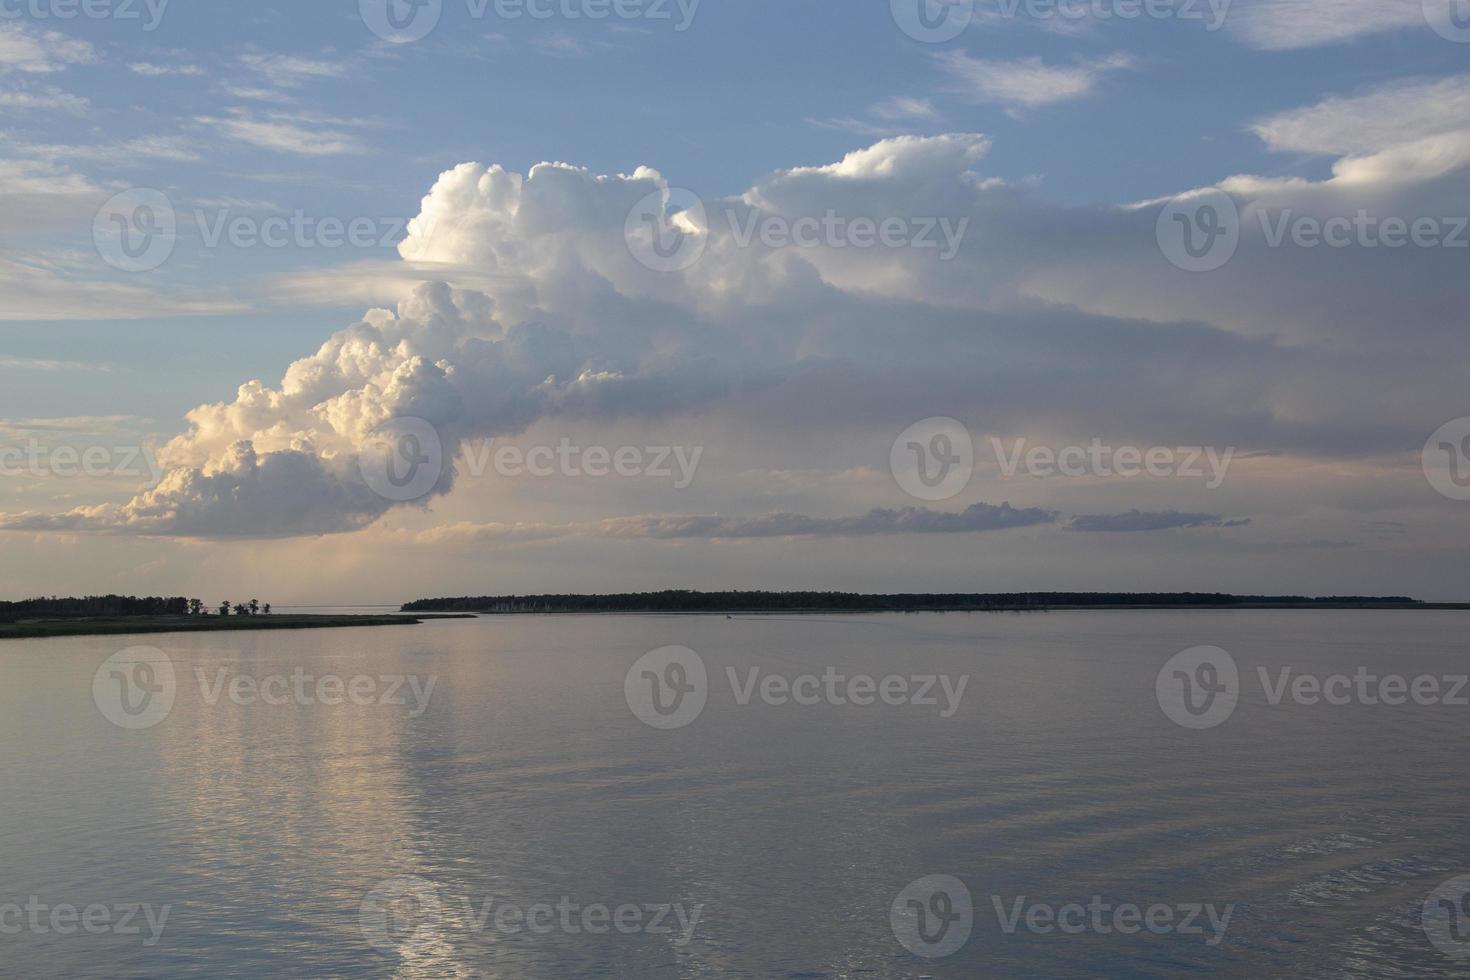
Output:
[
  {"xmin": 402, "ymin": 591, "xmax": 1420, "ymax": 614},
  {"xmin": 0, "ymin": 595, "xmax": 273, "ymax": 622}
]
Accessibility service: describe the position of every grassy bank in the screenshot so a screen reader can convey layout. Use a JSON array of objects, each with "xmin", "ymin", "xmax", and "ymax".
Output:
[{"xmin": 0, "ymin": 613, "xmax": 473, "ymax": 641}]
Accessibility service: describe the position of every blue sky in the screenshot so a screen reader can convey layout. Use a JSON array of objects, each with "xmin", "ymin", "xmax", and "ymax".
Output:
[
  {"xmin": 4, "ymin": 0, "xmax": 1460, "ymax": 396},
  {"xmin": 2, "ymin": 0, "xmax": 1470, "ymax": 601}
]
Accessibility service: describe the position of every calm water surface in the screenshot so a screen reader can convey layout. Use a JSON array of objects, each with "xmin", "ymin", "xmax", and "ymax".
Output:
[{"xmin": 2, "ymin": 611, "xmax": 1469, "ymax": 977}]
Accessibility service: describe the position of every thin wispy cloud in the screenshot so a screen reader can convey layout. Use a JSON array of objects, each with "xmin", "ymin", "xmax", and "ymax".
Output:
[
  {"xmin": 129, "ymin": 62, "xmax": 206, "ymax": 77},
  {"xmin": 935, "ymin": 50, "xmax": 1135, "ymax": 115},
  {"xmin": 0, "ymin": 359, "xmax": 114, "ymax": 373},
  {"xmin": 0, "ymin": 415, "xmax": 147, "ymax": 434},
  {"xmin": 812, "ymin": 97, "xmax": 941, "ymax": 136},
  {"xmin": 194, "ymin": 109, "xmax": 371, "ymax": 156},
  {"xmin": 1228, "ymin": 0, "xmax": 1425, "ymax": 50},
  {"xmin": 0, "ymin": 157, "xmax": 99, "ymax": 197},
  {"xmin": 1250, "ymin": 74, "xmax": 1470, "ymax": 160},
  {"xmin": 219, "ymin": 84, "xmax": 296, "ymax": 103},
  {"xmin": 0, "ymin": 82, "xmax": 87, "ymax": 114},
  {"xmin": 533, "ymin": 33, "xmax": 589, "ymax": 58},
  {"xmin": 238, "ymin": 52, "xmax": 350, "ymax": 87},
  {"xmin": 871, "ymin": 96, "xmax": 939, "ymax": 121},
  {"xmin": 14, "ymin": 135, "xmax": 203, "ymax": 165},
  {"xmin": 0, "ymin": 23, "xmax": 95, "ymax": 74}
]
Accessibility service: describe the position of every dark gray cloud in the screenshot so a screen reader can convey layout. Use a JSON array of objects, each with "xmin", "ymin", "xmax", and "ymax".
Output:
[
  {"xmin": 423, "ymin": 502, "xmax": 1060, "ymax": 547},
  {"xmin": 1065, "ymin": 510, "xmax": 1251, "ymax": 533},
  {"xmin": 604, "ymin": 502, "xmax": 1059, "ymax": 539}
]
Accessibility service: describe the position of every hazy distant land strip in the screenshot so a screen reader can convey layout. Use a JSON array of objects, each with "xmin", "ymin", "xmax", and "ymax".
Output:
[{"xmin": 403, "ymin": 592, "xmax": 1470, "ymax": 614}]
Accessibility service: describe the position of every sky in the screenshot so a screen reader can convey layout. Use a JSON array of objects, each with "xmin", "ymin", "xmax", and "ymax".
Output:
[{"xmin": 2, "ymin": 0, "xmax": 1469, "ymax": 603}]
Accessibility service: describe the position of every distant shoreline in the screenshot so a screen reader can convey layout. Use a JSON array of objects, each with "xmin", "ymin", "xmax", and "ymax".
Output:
[
  {"xmin": 402, "ymin": 591, "xmax": 1470, "ymax": 615},
  {"xmin": 0, "ymin": 613, "xmax": 473, "ymax": 641}
]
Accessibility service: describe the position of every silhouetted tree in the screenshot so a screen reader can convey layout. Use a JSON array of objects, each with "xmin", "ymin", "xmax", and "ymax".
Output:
[
  {"xmin": 233, "ymin": 603, "xmax": 248, "ymax": 616},
  {"xmin": 262, "ymin": 603, "xmax": 272, "ymax": 615},
  {"xmin": 219, "ymin": 602, "xmax": 231, "ymax": 616},
  {"xmin": 248, "ymin": 599, "xmax": 260, "ymax": 616},
  {"xmin": 188, "ymin": 599, "xmax": 204, "ymax": 616}
]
